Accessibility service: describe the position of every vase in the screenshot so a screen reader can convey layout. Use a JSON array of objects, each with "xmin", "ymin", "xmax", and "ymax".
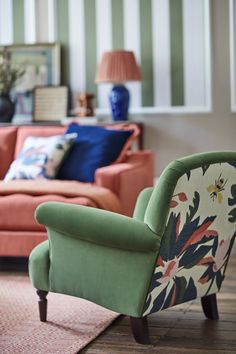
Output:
[
  {"xmin": 109, "ymin": 84, "xmax": 130, "ymax": 121},
  {"xmin": 0, "ymin": 94, "xmax": 15, "ymax": 123}
]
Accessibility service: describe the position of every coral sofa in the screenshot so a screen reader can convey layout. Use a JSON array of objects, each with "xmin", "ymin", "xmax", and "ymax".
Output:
[{"xmin": 0, "ymin": 124, "xmax": 154, "ymax": 257}]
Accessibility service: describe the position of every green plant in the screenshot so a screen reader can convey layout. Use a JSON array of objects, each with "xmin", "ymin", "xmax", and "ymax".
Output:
[{"xmin": 0, "ymin": 49, "xmax": 25, "ymax": 96}]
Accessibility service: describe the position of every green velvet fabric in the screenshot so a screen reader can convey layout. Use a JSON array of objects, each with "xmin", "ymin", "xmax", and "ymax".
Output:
[
  {"xmin": 33, "ymin": 202, "xmax": 160, "ymax": 317},
  {"xmin": 145, "ymin": 151, "xmax": 236, "ymax": 235},
  {"xmin": 36, "ymin": 202, "xmax": 159, "ymax": 252},
  {"xmin": 47, "ymin": 228, "xmax": 157, "ymax": 317},
  {"xmin": 133, "ymin": 187, "xmax": 154, "ymax": 221},
  {"xmin": 28, "ymin": 240, "xmax": 50, "ymax": 291}
]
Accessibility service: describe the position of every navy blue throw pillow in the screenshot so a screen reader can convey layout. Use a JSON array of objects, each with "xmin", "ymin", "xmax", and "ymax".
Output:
[{"xmin": 57, "ymin": 123, "xmax": 133, "ymax": 182}]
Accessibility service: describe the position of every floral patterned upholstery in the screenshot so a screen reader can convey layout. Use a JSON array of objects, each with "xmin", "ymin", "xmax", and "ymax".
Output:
[{"xmin": 143, "ymin": 161, "xmax": 236, "ymax": 316}]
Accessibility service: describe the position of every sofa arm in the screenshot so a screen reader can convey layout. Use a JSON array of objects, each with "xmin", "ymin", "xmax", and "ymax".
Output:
[
  {"xmin": 95, "ymin": 151, "xmax": 154, "ymax": 216},
  {"xmin": 35, "ymin": 202, "xmax": 160, "ymax": 253}
]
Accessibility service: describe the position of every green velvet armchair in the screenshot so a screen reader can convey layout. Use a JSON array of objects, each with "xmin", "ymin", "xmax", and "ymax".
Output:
[{"xmin": 29, "ymin": 151, "xmax": 236, "ymax": 344}]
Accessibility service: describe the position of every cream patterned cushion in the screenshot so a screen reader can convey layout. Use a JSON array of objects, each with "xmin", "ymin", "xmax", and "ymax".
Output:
[{"xmin": 4, "ymin": 133, "xmax": 77, "ymax": 181}]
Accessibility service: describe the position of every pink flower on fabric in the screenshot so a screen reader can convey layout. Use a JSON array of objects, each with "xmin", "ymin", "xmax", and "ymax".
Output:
[
  {"xmin": 198, "ymin": 239, "xmax": 231, "ymax": 275},
  {"xmin": 213, "ymin": 239, "xmax": 230, "ymax": 272},
  {"xmin": 170, "ymin": 192, "xmax": 188, "ymax": 208},
  {"xmin": 158, "ymin": 257, "xmax": 180, "ymax": 284}
]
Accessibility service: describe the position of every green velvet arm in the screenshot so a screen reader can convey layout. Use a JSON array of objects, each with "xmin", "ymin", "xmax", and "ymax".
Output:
[
  {"xmin": 35, "ymin": 202, "xmax": 160, "ymax": 252},
  {"xmin": 28, "ymin": 240, "xmax": 50, "ymax": 291},
  {"xmin": 133, "ymin": 187, "xmax": 154, "ymax": 221}
]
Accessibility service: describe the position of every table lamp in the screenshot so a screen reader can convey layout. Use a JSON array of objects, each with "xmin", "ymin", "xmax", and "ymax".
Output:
[{"xmin": 95, "ymin": 50, "xmax": 141, "ymax": 121}]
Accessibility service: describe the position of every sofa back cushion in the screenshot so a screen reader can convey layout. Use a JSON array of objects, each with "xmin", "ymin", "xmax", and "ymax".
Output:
[
  {"xmin": 105, "ymin": 123, "xmax": 140, "ymax": 163},
  {"xmin": 0, "ymin": 127, "xmax": 18, "ymax": 179},
  {"xmin": 14, "ymin": 126, "xmax": 65, "ymax": 158}
]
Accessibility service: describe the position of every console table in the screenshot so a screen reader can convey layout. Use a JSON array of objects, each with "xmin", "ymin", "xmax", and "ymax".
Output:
[{"xmin": 0, "ymin": 120, "xmax": 144, "ymax": 150}]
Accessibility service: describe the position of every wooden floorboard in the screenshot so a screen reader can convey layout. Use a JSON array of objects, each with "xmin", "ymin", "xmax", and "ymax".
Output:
[{"xmin": 81, "ymin": 244, "xmax": 236, "ymax": 353}]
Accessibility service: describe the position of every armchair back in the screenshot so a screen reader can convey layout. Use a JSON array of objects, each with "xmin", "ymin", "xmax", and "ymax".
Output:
[{"xmin": 143, "ymin": 152, "xmax": 236, "ymax": 316}]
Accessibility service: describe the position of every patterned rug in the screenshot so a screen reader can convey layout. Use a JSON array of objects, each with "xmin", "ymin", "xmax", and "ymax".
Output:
[{"xmin": 0, "ymin": 274, "xmax": 119, "ymax": 353}]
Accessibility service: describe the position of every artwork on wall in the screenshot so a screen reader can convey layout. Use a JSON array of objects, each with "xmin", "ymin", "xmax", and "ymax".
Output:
[{"xmin": 0, "ymin": 43, "xmax": 60, "ymax": 120}]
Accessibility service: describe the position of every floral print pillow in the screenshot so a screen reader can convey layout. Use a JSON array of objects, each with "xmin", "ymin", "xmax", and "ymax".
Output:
[{"xmin": 4, "ymin": 133, "xmax": 77, "ymax": 181}]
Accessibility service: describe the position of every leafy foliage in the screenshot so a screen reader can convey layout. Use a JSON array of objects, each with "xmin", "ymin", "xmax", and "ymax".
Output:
[{"xmin": 0, "ymin": 49, "xmax": 25, "ymax": 95}]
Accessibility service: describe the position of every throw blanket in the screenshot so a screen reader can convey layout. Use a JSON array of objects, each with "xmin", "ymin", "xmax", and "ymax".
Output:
[{"xmin": 0, "ymin": 180, "xmax": 122, "ymax": 213}]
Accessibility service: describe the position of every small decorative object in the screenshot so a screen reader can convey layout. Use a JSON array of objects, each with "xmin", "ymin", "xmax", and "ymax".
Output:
[
  {"xmin": 95, "ymin": 50, "xmax": 141, "ymax": 121},
  {"xmin": 0, "ymin": 49, "xmax": 24, "ymax": 122},
  {"xmin": 33, "ymin": 86, "xmax": 68, "ymax": 122},
  {"xmin": 75, "ymin": 92, "xmax": 95, "ymax": 117}
]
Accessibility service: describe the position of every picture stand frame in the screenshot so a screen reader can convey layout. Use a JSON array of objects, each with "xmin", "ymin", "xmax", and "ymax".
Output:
[{"xmin": 33, "ymin": 86, "xmax": 68, "ymax": 122}]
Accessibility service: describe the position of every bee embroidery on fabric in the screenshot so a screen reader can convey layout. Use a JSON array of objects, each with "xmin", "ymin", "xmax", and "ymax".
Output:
[{"xmin": 207, "ymin": 173, "xmax": 228, "ymax": 203}]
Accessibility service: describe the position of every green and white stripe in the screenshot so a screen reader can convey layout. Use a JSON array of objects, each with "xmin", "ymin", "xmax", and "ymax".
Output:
[
  {"xmin": 68, "ymin": 0, "xmax": 86, "ymax": 98},
  {"xmin": 229, "ymin": 0, "xmax": 235, "ymax": 112},
  {"xmin": 96, "ymin": 0, "xmax": 112, "ymax": 108},
  {"xmin": 0, "ymin": 0, "xmax": 13, "ymax": 44},
  {"xmin": 124, "ymin": 0, "xmax": 142, "ymax": 108},
  {"xmin": 0, "ymin": 0, "xmax": 211, "ymax": 113},
  {"xmin": 24, "ymin": 0, "xmax": 36, "ymax": 43},
  {"xmin": 13, "ymin": 0, "xmax": 24, "ymax": 44}
]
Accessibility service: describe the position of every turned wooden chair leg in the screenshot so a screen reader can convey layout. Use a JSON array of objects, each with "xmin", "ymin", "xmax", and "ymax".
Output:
[
  {"xmin": 36, "ymin": 289, "xmax": 48, "ymax": 322},
  {"xmin": 130, "ymin": 316, "xmax": 151, "ymax": 345},
  {"xmin": 201, "ymin": 293, "xmax": 219, "ymax": 320}
]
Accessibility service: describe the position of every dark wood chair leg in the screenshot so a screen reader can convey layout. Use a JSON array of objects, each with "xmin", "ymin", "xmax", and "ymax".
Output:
[
  {"xmin": 130, "ymin": 316, "xmax": 151, "ymax": 345},
  {"xmin": 36, "ymin": 289, "xmax": 48, "ymax": 322},
  {"xmin": 201, "ymin": 293, "xmax": 219, "ymax": 320}
]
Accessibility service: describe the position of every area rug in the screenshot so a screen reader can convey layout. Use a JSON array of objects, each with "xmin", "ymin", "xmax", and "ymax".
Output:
[{"xmin": 0, "ymin": 274, "xmax": 119, "ymax": 353}]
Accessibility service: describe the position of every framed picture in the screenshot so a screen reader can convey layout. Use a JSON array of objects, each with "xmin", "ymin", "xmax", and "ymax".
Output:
[
  {"xmin": 33, "ymin": 86, "xmax": 68, "ymax": 122},
  {"xmin": 0, "ymin": 43, "xmax": 60, "ymax": 120}
]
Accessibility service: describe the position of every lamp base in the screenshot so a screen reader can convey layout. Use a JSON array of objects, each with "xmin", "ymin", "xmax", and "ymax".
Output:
[{"xmin": 109, "ymin": 84, "xmax": 129, "ymax": 121}]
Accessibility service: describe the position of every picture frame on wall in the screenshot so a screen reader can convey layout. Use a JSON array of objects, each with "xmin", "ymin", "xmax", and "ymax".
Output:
[
  {"xmin": 0, "ymin": 43, "xmax": 61, "ymax": 121},
  {"xmin": 33, "ymin": 86, "xmax": 68, "ymax": 122}
]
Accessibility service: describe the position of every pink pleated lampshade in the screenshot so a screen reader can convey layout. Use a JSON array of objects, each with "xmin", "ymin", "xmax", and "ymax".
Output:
[{"xmin": 95, "ymin": 50, "xmax": 142, "ymax": 83}]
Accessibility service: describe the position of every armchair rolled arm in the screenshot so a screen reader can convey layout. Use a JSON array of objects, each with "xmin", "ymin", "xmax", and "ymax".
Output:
[
  {"xmin": 95, "ymin": 151, "xmax": 154, "ymax": 216},
  {"xmin": 35, "ymin": 202, "xmax": 160, "ymax": 253}
]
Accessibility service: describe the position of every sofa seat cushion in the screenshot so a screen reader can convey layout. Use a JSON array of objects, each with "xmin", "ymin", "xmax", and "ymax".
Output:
[
  {"xmin": 0, "ymin": 194, "xmax": 99, "ymax": 231},
  {"xmin": 0, "ymin": 180, "xmax": 122, "ymax": 231}
]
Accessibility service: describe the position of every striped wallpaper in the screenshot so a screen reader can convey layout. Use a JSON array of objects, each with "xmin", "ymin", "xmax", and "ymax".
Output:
[
  {"xmin": 230, "ymin": 0, "xmax": 236, "ymax": 112},
  {"xmin": 0, "ymin": 0, "xmax": 211, "ymax": 114}
]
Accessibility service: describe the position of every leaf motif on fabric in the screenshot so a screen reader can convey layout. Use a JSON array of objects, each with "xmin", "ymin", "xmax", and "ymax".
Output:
[
  {"xmin": 180, "ymin": 216, "xmax": 217, "ymax": 253},
  {"xmin": 228, "ymin": 184, "xmax": 236, "ymax": 206},
  {"xmin": 228, "ymin": 208, "xmax": 236, "ymax": 223},
  {"xmin": 228, "ymin": 161, "xmax": 236, "ymax": 169},
  {"xmin": 202, "ymin": 164, "xmax": 210, "ymax": 175},
  {"xmin": 186, "ymin": 170, "xmax": 191, "ymax": 181},
  {"xmin": 151, "ymin": 286, "xmax": 168, "ymax": 313},
  {"xmin": 186, "ymin": 191, "xmax": 200, "ymax": 224},
  {"xmin": 170, "ymin": 193, "xmax": 188, "ymax": 208}
]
